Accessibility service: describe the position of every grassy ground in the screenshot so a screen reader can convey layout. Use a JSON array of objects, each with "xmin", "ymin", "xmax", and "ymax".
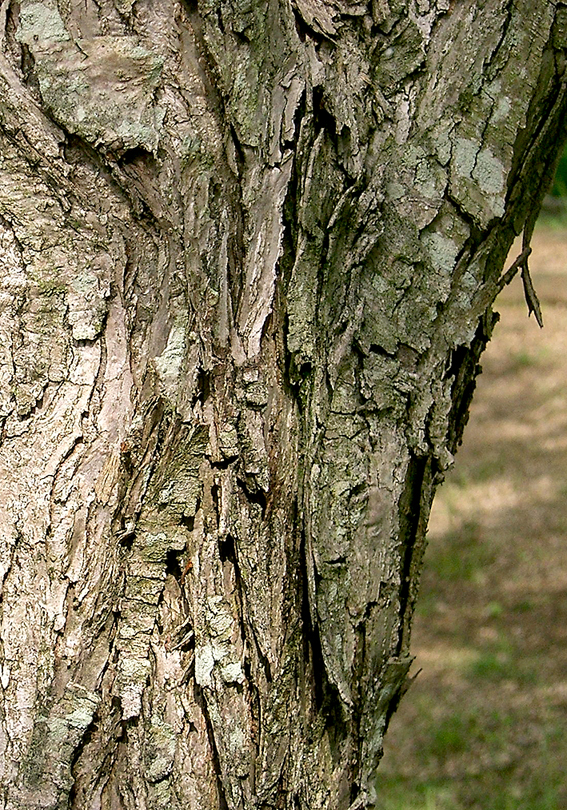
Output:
[{"xmin": 377, "ymin": 222, "xmax": 567, "ymax": 810}]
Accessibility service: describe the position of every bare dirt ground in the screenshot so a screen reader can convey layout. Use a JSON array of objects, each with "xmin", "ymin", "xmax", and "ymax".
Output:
[{"xmin": 378, "ymin": 224, "xmax": 567, "ymax": 810}]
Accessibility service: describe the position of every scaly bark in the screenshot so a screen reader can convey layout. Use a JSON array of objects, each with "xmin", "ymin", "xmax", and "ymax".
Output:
[{"xmin": 0, "ymin": 1, "xmax": 566, "ymax": 808}]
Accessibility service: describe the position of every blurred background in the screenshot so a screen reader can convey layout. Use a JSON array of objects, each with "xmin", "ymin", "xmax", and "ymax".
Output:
[{"xmin": 377, "ymin": 154, "xmax": 567, "ymax": 809}]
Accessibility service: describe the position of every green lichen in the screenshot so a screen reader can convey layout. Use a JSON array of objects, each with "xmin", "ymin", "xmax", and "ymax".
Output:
[
  {"xmin": 473, "ymin": 148, "xmax": 505, "ymax": 195},
  {"xmin": 146, "ymin": 716, "xmax": 176, "ymax": 783},
  {"xmin": 153, "ymin": 313, "xmax": 189, "ymax": 400},
  {"xmin": 421, "ymin": 232, "xmax": 460, "ymax": 278},
  {"xmin": 453, "ymin": 136, "xmax": 479, "ymax": 179},
  {"xmin": 16, "ymin": 3, "xmax": 70, "ymax": 45},
  {"xmin": 18, "ymin": 7, "xmax": 165, "ymax": 155}
]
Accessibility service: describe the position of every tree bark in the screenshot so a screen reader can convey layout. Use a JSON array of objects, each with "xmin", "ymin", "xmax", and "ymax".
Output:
[{"xmin": 0, "ymin": 1, "xmax": 565, "ymax": 808}]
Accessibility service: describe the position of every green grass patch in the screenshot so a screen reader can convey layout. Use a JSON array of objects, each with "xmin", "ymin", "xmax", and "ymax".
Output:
[
  {"xmin": 379, "ymin": 701, "xmax": 566, "ymax": 809},
  {"xmin": 512, "ymin": 598, "xmax": 534, "ymax": 613},
  {"xmin": 376, "ymin": 778, "xmax": 456, "ymax": 810},
  {"xmin": 537, "ymin": 206, "xmax": 567, "ymax": 229},
  {"xmin": 414, "ymin": 589, "xmax": 440, "ymax": 618},
  {"xmin": 378, "ymin": 720, "xmax": 565, "ymax": 809},
  {"xmin": 425, "ymin": 521, "xmax": 494, "ymax": 582},
  {"xmin": 377, "ymin": 777, "xmax": 563, "ymax": 810},
  {"xmin": 428, "ymin": 712, "xmax": 477, "ymax": 759},
  {"xmin": 467, "ymin": 650, "xmax": 528, "ymax": 683},
  {"xmin": 466, "ymin": 630, "xmax": 537, "ymax": 685}
]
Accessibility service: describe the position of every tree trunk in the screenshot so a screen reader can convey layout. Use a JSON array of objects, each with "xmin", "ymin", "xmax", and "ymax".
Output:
[{"xmin": 0, "ymin": 1, "xmax": 565, "ymax": 808}]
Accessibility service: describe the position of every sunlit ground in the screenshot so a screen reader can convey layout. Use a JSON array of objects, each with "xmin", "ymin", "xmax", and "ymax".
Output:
[{"xmin": 378, "ymin": 220, "xmax": 567, "ymax": 810}]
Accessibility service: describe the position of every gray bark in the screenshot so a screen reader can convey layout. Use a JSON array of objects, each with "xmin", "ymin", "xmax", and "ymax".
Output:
[{"xmin": 0, "ymin": 1, "xmax": 565, "ymax": 808}]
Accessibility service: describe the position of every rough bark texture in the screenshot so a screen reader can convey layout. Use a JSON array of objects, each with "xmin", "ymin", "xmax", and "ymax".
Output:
[{"xmin": 0, "ymin": 1, "xmax": 566, "ymax": 808}]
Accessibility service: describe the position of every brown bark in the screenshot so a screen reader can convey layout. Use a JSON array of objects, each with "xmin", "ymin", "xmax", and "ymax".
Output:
[{"xmin": 0, "ymin": 1, "xmax": 565, "ymax": 808}]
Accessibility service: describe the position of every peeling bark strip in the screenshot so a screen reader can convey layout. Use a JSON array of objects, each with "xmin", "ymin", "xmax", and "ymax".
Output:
[{"xmin": 0, "ymin": 1, "xmax": 565, "ymax": 808}]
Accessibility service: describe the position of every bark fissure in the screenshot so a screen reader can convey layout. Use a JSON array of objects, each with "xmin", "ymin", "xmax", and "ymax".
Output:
[
  {"xmin": 199, "ymin": 681, "xmax": 235, "ymax": 810},
  {"xmin": 395, "ymin": 452, "xmax": 429, "ymax": 654}
]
